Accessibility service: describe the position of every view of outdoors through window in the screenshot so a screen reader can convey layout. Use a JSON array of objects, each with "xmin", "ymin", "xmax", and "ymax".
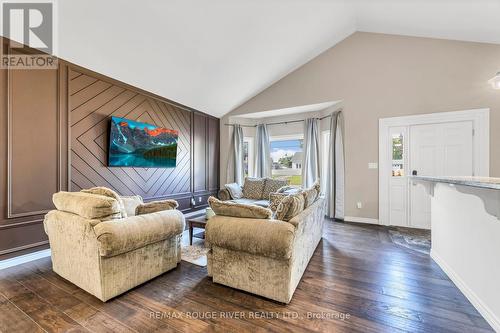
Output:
[
  {"xmin": 392, "ymin": 133, "xmax": 404, "ymax": 176},
  {"xmin": 270, "ymin": 138, "xmax": 303, "ymax": 185}
]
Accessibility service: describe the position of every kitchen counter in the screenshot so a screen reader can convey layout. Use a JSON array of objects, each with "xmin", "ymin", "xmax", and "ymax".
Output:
[{"xmin": 411, "ymin": 176, "xmax": 500, "ymax": 190}]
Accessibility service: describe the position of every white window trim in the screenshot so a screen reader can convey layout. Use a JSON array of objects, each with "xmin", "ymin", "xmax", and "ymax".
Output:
[
  {"xmin": 269, "ymin": 134, "xmax": 304, "ymax": 142},
  {"xmin": 379, "ymin": 108, "xmax": 490, "ymax": 226}
]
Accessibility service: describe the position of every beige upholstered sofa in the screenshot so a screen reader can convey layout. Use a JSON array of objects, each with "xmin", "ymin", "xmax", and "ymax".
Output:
[
  {"xmin": 206, "ymin": 197, "xmax": 325, "ymax": 303},
  {"xmin": 44, "ymin": 190, "xmax": 185, "ymax": 302}
]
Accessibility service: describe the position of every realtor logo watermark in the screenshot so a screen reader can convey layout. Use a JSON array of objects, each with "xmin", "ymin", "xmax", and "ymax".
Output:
[{"xmin": 1, "ymin": 0, "xmax": 57, "ymax": 69}]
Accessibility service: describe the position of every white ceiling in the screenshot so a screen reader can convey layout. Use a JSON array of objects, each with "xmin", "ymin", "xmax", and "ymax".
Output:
[
  {"xmin": 354, "ymin": 0, "xmax": 500, "ymax": 45},
  {"xmin": 7, "ymin": 0, "xmax": 500, "ymax": 117},
  {"xmin": 55, "ymin": 0, "xmax": 356, "ymax": 117}
]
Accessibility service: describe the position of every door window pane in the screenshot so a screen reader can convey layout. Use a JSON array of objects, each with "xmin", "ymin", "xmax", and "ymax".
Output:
[{"xmin": 392, "ymin": 133, "xmax": 404, "ymax": 176}]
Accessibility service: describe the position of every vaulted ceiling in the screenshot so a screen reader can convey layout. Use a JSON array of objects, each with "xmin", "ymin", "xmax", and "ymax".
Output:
[{"xmin": 20, "ymin": 1, "xmax": 500, "ymax": 117}]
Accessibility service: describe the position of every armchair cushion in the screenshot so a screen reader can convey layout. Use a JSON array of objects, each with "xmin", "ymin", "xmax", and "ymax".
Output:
[
  {"xmin": 52, "ymin": 191, "xmax": 121, "ymax": 220},
  {"xmin": 225, "ymin": 183, "xmax": 243, "ymax": 199},
  {"xmin": 93, "ymin": 209, "xmax": 185, "ymax": 257},
  {"xmin": 206, "ymin": 215, "xmax": 295, "ymax": 260},
  {"xmin": 208, "ymin": 196, "xmax": 272, "ymax": 219},
  {"xmin": 135, "ymin": 199, "xmax": 178, "ymax": 215},
  {"xmin": 81, "ymin": 187, "xmax": 127, "ymax": 218}
]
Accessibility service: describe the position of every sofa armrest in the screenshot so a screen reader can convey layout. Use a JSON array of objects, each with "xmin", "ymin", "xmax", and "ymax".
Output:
[
  {"xmin": 93, "ymin": 209, "xmax": 185, "ymax": 257},
  {"xmin": 205, "ymin": 215, "xmax": 295, "ymax": 260},
  {"xmin": 218, "ymin": 188, "xmax": 231, "ymax": 201}
]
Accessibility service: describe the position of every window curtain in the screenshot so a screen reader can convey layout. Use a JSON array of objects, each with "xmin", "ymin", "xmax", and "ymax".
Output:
[
  {"xmin": 326, "ymin": 111, "xmax": 345, "ymax": 219},
  {"xmin": 302, "ymin": 118, "xmax": 320, "ymax": 188},
  {"xmin": 226, "ymin": 124, "xmax": 244, "ymax": 185},
  {"xmin": 254, "ymin": 124, "xmax": 271, "ymax": 178}
]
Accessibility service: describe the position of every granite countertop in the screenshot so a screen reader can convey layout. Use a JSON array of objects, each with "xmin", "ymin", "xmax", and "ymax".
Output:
[{"xmin": 410, "ymin": 176, "xmax": 500, "ymax": 190}]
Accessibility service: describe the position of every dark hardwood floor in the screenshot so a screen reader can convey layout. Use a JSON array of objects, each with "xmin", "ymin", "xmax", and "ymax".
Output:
[{"xmin": 0, "ymin": 220, "xmax": 493, "ymax": 333}]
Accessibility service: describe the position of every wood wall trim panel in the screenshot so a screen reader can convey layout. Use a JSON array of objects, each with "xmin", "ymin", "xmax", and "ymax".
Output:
[
  {"xmin": 208, "ymin": 117, "xmax": 220, "ymax": 191},
  {"xmin": 193, "ymin": 113, "xmax": 207, "ymax": 193},
  {"xmin": 6, "ymin": 52, "xmax": 61, "ymax": 219},
  {"xmin": 0, "ymin": 221, "xmax": 48, "ymax": 259},
  {"xmin": 0, "ymin": 240, "xmax": 48, "ymax": 256},
  {"xmin": 0, "ymin": 219, "xmax": 43, "ymax": 230}
]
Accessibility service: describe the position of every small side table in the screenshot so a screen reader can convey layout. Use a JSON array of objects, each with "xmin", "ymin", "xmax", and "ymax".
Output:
[{"xmin": 187, "ymin": 216, "xmax": 208, "ymax": 245}]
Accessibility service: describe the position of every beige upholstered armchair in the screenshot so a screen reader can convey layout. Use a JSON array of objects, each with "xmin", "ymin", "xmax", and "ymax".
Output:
[{"xmin": 44, "ymin": 190, "xmax": 185, "ymax": 302}]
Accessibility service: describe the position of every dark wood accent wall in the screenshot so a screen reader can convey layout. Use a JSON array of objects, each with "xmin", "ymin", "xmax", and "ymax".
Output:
[
  {"xmin": 0, "ymin": 39, "xmax": 220, "ymax": 260},
  {"xmin": 68, "ymin": 69, "xmax": 192, "ymax": 201}
]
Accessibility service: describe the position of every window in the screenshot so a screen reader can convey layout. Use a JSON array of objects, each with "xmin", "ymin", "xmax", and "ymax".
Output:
[
  {"xmin": 243, "ymin": 137, "xmax": 254, "ymax": 178},
  {"xmin": 392, "ymin": 133, "xmax": 404, "ymax": 176},
  {"xmin": 270, "ymin": 135, "xmax": 303, "ymax": 185}
]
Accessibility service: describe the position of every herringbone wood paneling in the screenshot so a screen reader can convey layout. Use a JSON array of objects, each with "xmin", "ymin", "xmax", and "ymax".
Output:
[{"xmin": 69, "ymin": 69, "xmax": 191, "ymax": 199}]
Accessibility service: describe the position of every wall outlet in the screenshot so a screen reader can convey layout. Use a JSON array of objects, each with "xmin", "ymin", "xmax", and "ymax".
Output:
[
  {"xmin": 368, "ymin": 162, "xmax": 378, "ymax": 169},
  {"xmin": 356, "ymin": 202, "xmax": 362, "ymax": 209}
]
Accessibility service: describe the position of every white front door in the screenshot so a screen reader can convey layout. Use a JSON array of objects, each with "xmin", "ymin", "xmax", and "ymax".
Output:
[{"xmin": 409, "ymin": 121, "xmax": 474, "ymax": 229}]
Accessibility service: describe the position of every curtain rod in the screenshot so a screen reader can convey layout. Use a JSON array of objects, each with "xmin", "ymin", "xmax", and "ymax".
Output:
[{"xmin": 224, "ymin": 109, "xmax": 342, "ymax": 127}]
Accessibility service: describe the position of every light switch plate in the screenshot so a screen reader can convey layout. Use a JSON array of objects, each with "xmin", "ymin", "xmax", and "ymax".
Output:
[{"xmin": 368, "ymin": 162, "xmax": 378, "ymax": 169}]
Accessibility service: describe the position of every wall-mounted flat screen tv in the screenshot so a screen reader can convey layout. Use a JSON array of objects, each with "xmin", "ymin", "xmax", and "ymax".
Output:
[{"xmin": 108, "ymin": 116, "xmax": 178, "ymax": 168}]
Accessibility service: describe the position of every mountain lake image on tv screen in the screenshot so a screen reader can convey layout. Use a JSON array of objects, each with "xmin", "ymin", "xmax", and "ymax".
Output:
[{"xmin": 108, "ymin": 116, "xmax": 179, "ymax": 168}]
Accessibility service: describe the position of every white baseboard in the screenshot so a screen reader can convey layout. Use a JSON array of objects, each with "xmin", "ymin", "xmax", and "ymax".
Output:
[
  {"xmin": 0, "ymin": 249, "xmax": 51, "ymax": 271},
  {"xmin": 431, "ymin": 249, "xmax": 500, "ymax": 332},
  {"xmin": 344, "ymin": 216, "xmax": 379, "ymax": 225}
]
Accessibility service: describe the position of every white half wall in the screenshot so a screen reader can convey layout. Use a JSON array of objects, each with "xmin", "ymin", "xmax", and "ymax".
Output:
[{"xmin": 431, "ymin": 183, "xmax": 500, "ymax": 331}]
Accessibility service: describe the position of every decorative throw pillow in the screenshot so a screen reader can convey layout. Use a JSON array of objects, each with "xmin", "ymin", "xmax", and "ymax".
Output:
[
  {"xmin": 302, "ymin": 187, "xmax": 319, "ymax": 208},
  {"xmin": 269, "ymin": 192, "xmax": 288, "ymax": 212},
  {"xmin": 120, "ymin": 195, "xmax": 144, "ymax": 217},
  {"xmin": 242, "ymin": 177, "xmax": 266, "ymax": 199},
  {"xmin": 275, "ymin": 192, "xmax": 305, "ymax": 222},
  {"xmin": 81, "ymin": 187, "xmax": 127, "ymax": 218},
  {"xmin": 225, "ymin": 183, "xmax": 243, "ymax": 199},
  {"xmin": 52, "ymin": 191, "xmax": 121, "ymax": 220},
  {"xmin": 262, "ymin": 178, "xmax": 289, "ymax": 200},
  {"xmin": 135, "ymin": 199, "xmax": 178, "ymax": 215},
  {"xmin": 208, "ymin": 196, "xmax": 272, "ymax": 219}
]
